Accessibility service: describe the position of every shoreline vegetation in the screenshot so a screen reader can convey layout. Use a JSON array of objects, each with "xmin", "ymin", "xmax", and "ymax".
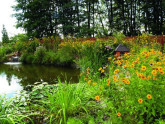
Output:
[{"xmin": 0, "ymin": 33, "xmax": 165, "ymax": 124}]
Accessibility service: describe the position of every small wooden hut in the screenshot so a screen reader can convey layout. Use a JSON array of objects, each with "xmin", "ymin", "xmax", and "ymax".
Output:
[{"xmin": 114, "ymin": 44, "xmax": 129, "ymax": 58}]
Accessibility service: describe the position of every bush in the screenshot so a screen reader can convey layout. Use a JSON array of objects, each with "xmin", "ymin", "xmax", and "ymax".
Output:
[
  {"xmin": 56, "ymin": 44, "xmax": 74, "ymax": 64},
  {"xmin": 14, "ymin": 41, "xmax": 26, "ymax": 52},
  {"xmin": 77, "ymin": 40, "xmax": 113, "ymax": 73},
  {"xmin": 0, "ymin": 47, "xmax": 6, "ymax": 62},
  {"xmin": 97, "ymin": 48, "xmax": 165, "ymax": 123},
  {"xmin": 33, "ymin": 46, "xmax": 47, "ymax": 64},
  {"xmin": 26, "ymin": 38, "xmax": 40, "ymax": 53},
  {"xmin": 42, "ymin": 50, "xmax": 57, "ymax": 64},
  {"xmin": 20, "ymin": 52, "xmax": 35, "ymax": 63}
]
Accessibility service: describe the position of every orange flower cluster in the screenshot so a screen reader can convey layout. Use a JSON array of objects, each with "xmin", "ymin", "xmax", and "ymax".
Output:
[
  {"xmin": 114, "ymin": 69, "xmax": 119, "ymax": 74},
  {"xmin": 95, "ymin": 96, "xmax": 100, "ymax": 101},
  {"xmin": 122, "ymin": 78, "xmax": 130, "ymax": 84},
  {"xmin": 107, "ymin": 79, "xmax": 110, "ymax": 86},
  {"xmin": 138, "ymin": 98, "xmax": 143, "ymax": 103},
  {"xmin": 117, "ymin": 112, "xmax": 121, "ymax": 117}
]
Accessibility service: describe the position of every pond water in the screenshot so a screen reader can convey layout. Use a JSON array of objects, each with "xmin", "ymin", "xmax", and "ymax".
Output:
[{"xmin": 0, "ymin": 63, "xmax": 80, "ymax": 97}]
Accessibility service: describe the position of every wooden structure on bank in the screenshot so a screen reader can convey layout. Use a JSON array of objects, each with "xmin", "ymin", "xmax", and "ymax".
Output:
[{"xmin": 114, "ymin": 44, "xmax": 129, "ymax": 58}]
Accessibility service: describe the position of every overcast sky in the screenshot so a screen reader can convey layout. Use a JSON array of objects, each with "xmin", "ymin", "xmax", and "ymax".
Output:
[{"xmin": 0, "ymin": 0, "xmax": 24, "ymax": 41}]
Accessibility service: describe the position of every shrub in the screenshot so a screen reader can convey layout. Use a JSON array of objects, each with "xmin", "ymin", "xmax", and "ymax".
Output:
[
  {"xmin": 20, "ymin": 52, "xmax": 34, "ymax": 63},
  {"xmin": 77, "ymin": 40, "xmax": 113, "ymax": 73},
  {"xmin": 56, "ymin": 44, "xmax": 74, "ymax": 64},
  {"xmin": 33, "ymin": 46, "xmax": 47, "ymax": 64},
  {"xmin": 0, "ymin": 47, "xmax": 6, "ymax": 62},
  {"xmin": 14, "ymin": 41, "xmax": 26, "ymax": 52},
  {"xmin": 42, "ymin": 50, "xmax": 57, "ymax": 64},
  {"xmin": 100, "ymin": 48, "xmax": 165, "ymax": 123},
  {"xmin": 26, "ymin": 38, "xmax": 40, "ymax": 53}
]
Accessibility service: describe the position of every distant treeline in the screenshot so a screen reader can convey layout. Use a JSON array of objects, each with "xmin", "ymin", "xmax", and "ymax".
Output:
[{"xmin": 13, "ymin": 0, "xmax": 165, "ymax": 38}]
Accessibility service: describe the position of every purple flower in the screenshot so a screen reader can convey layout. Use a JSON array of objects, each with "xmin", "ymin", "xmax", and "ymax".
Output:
[{"xmin": 105, "ymin": 45, "xmax": 111, "ymax": 50}]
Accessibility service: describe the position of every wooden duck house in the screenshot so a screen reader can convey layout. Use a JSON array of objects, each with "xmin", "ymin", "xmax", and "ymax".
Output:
[{"xmin": 114, "ymin": 44, "xmax": 129, "ymax": 58}]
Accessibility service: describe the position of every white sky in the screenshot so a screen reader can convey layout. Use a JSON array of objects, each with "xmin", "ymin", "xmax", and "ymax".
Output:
[{"xmin": 0, "ymin": 0, "xmax": 24, "ymax": 41}]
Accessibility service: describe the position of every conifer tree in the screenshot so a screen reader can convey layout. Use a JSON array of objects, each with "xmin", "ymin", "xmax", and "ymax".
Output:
[{"xmin": 1, "ymin": 25, "xmax": 9, "ymax": 43}]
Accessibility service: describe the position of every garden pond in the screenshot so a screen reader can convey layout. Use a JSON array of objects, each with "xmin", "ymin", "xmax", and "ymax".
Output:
[{"xmin": 0, "ymin": 62, "xmax": 80, "ymax": 97}]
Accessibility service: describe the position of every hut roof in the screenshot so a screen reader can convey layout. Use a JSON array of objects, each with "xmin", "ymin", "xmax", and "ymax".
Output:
[{"xmin": 114, "ymin": 44, "xmax": 129, "ymax": 52}]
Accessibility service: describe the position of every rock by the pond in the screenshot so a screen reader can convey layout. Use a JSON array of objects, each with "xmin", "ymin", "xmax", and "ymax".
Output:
[{"xmin": 12, "ymin": 56, "xmax": 19, "ymax": 62}]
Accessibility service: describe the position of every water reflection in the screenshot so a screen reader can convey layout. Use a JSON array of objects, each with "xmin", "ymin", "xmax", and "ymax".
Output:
[
  {"xmin": 0, "ymin": 63, "xmax": 80, "ymax": 95},
  {"xmin": 0, "ymin": 74, "xmax": 22, "ymax": 94}
]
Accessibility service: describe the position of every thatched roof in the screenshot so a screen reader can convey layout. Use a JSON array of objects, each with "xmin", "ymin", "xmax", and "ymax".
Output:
[{"xmin": 114, "ymin": 44, "xmax": 129, "ymax": 52}]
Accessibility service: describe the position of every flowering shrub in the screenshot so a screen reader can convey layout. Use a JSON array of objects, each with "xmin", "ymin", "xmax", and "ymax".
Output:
[{"xmin": 82, "ymin": 46, "xmax": 165, "ymax": 123}]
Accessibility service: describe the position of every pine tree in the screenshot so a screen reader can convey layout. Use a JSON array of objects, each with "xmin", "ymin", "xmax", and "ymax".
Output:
[{"xmin": 1, "ymin": 25, "xmax": 9, "ymax": 43}]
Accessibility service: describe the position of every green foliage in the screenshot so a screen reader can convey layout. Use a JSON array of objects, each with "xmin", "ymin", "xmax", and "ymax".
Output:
[
  {"xmin": 26, "ymin": 39, "xmax": 40, "ymax": 53},
  {"xmin": 14, "ymin": 41, "xmax": 26, "ymax": 52},
  {"xmin": 1, "ymin": 25, "xmax": 9, "ymax": 43},
  {"xmin": 0, "ymin": 95, "xmax": 35, "ymax": 124},
  {"xmin": 0, "ymin": 47, "xmax": 6, "ymax": 62},
  {"xmin": 163, "ymin": 43, "xmax": 165, "ymax": 53},
  {"xmin": 10, "ymin": 34, "xmax": 29, "ymax": 42},
  {"xmin": 0, "ymin": 34, "xmax": 165, "ymax": 124},
  {"xmin": 42, "ymin": 36, "xmax": 61, "ymax": 51},
  {"xmin": 13, "ymin": 0, "xmax": 56, "ymax": 38},
  {"xmin": 13, "ymin": 0, "xmax": 165, "ymax": 37},
  {"xmin": 113, "ymin": 32, "xmax": 125, "ymax": 46},
  {"xmin": 20, "ymin": 52, "xmax": 35, "ymax": 64},
  {"xmin": 57, "ymin": 44, "xmax": 74, "ymax": 64},
  {"xmin": 67, "ymin": 117, "xmax": 83, "ymax": 124},
  {"xmin": 42, "ymin": 50, "xmax": 57, "ymax": 64},
  {"xmin": 33, "ymin": 46, "xmax": 47, "ymax": 64},
  {"xmin": 77, "ymin": 40, "xmax": 113, "ymax": 73}
]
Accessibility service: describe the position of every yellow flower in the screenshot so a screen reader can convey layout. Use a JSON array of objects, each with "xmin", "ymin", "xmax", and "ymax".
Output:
[
  {"xmin": 138, "ymin": 98, "xmax": 143, "ymax": 103},
  {"xmin": 147, "ymin": 94, "xmax": 152, "ymax": 99},
  {"xmin": 122, "ymin": 78, "xmax": 126, "ymax": 83},
  {"xmin": 113, "ymin": 79, "xmax": 118, "ymax": 82},
  {"xmin": 153, "ymin": 74, "xmax": 157, "ymax": 77},
  {"xmin": 141, "ymin": 75, "xmax": 146, "ymax": 80},
  {"xmin": 157, "ymin": 62, "xmax": 161, "ymax": 65},
  {"xmin": 108, "ymin": 57, "xmax": 112, "ymax": 61},
  {"xmin": 113, "ymin": 75, "xmax": 117, "ymax": 80},
  {"xmin": 126, "ymin": 80, "xmax": 130, "ymax": 84},
  {"xmin": 92, "ymin": 82, "xmax": 97, "ymax": 85},
  {"xmin": 88, "ymin": 80, "xmax": 91, "ymax": 84},
  {"xmin": 123, "ymin": 65, "xmax": 127, "ymax": 69},
  {"xmin": 158, "ymin": 51, "xmax": 162, "ymax": 55},
  {"xmin": 95, "ymin": 96, "xmax": 100, "ymax": 101},
  {"xmin": 122, "ymin": 78, "xmax": 130, "ymax": 84},
  {"xmin": 141, "ymin": 66, "xmax": 147, "ymax": 71},
  {"xmin": 114, "ymin": 69, "xmax": 119, "ymax": 74},
  {"xmin": 101, "ymin": 69, "xmax": 105, "ymax": 73},
  {"xmin": 98, "ymin": 67, "xmax": 102, "ymax": 71},
  {"xmin": 153, "ymin": 77, "xmax": 157, "ymax": 80},
  {"xmin": 80, "ymin": 72, "xmax": 84, "ymax": 76},
  {"xmin": 130, "ymin": 64, "xmax": 135, "ymax": 68},
  {"xmin": 117, "ymin": 112, "xmax": 121, "ymax": 117},
  {"xmin": 146, "ymin": 76, "xmax": 151, "ymax": 80},
  {"xmin": 84, "ymin": 78, "xmax": 87, "ymax": 81},
  {"xmin": 152, "ymin": 70, "xmax": 157, "ymax": 75},
  {"xmin": 107, "ymin": 79, "xmax": 110, "ymax": 86},
  {"xmin": 157, "ymin": 67, "xmax": 163, "ymax": 71},
  {"xmin": 117, "ymin": 60, "xmax": 122, "ymax": 66},
  {"xmin": 160, "ymin": 70, "xmax": 165, "ymax": 75}
]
